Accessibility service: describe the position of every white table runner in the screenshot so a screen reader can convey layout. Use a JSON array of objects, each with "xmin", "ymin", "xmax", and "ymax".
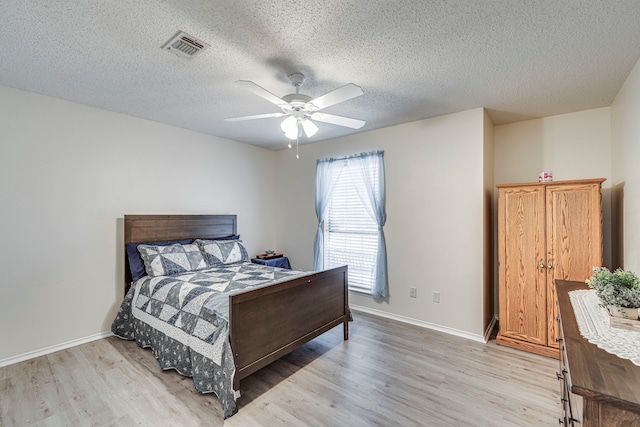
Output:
[{"xmin": 569, "ymin": 289, "xmax": 640, "ymax": 366}]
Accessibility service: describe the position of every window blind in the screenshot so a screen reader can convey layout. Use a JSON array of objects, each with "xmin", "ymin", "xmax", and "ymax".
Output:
[{"xmin": 325, "ymin": 163, "xmax": 379, "ymax": 292}]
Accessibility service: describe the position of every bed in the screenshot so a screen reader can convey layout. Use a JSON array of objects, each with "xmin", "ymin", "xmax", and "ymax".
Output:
[{"xmin": 111, "ymin": 214, "xmax": 349, "ymax": 418}]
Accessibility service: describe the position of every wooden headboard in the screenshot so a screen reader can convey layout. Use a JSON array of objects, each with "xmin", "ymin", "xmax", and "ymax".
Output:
[{"xmin": 124, "ymin": 214, "xmax": 237, "ymax": 290}]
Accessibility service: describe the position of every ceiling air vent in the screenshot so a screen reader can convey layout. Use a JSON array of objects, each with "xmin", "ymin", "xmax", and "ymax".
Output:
[{"xmin": 162, "ymin": 31, "xmax": 209, "ymax": 59}]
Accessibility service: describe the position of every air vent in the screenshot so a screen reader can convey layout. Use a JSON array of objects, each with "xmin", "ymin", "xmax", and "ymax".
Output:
[{"xmin": 162, "ymin": 31, "xmax": 209, "ymax": 59}]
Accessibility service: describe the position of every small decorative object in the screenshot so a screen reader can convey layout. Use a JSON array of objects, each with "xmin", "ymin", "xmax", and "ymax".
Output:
[
  {"xmin": 256, "ymin": 251, "xmax": 283, "ymax": 260},
  {"xmin": 587, "ymin": 267, "xmax": 640, "ymax": 324},
  {"xmin": 538, "ymin": 171, "xmax": 553, "ymax": 182}
]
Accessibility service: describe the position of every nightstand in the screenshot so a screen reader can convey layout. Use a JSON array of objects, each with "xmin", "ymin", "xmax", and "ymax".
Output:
[{"xmin": 251, "ymin": 255, "xmax": 291, "ymax": 270}]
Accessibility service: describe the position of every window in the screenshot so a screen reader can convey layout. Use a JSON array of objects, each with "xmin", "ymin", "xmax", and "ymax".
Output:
[
  {"xmin": 313, "ymin": 150, "xmax": 388, "ymax": 297},
  {"xmin": 325, "ymin": 162, "xmax": 379, "ymax": 292}
]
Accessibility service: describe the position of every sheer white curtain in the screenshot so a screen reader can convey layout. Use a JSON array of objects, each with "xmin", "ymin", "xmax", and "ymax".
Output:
[
  {"xmin": 313, "ymin": 151, "xmax": 388, "ymax": 298},
  {"xmin": 313, "ymin": 158, "xmax": 345, "ymax": 271},
  {"xmin": 351, "ymin": 151, "xmax": 387, "ymax": 297}
]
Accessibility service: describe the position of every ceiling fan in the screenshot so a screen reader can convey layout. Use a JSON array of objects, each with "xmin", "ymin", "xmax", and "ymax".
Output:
[{"xmin": 225, "ymin": 73, "xmax": 365, "ymax": 140}]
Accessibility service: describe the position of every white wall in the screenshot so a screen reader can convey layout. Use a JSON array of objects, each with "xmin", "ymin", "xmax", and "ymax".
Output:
[
  {"xmin": 0, "ymin": 85, "xmax": 278, "ymax": 363},
  {"xmin": 611, "ymin": 57, "xmax": 640, "ymax": 273},
  {"xmin": 494, "ymin": 107, "xmax": 612, "ymax": 268},
  {"xmin": 275, "ymin": 109, "xmax": 489, "ymax": 339},
  {"xmin": 483, "ymin": 111, "xmax": 495, "ymax": 328}
]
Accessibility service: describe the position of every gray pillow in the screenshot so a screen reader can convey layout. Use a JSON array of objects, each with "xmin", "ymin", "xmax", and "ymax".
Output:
[
  {"xmin": 195, "ymin": 239, "xmax": 250, "ymax": 266},
  {"xmin": 137, "ymin": 243, "xmax": 207, "ymax": 277}
]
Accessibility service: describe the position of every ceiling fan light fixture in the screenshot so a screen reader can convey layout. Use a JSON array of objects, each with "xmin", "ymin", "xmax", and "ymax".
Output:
[
  {"xmin": 284, "ymin": 128, "xmax": 298, "ymax": 140},
  {"xmin": 281, "ymin": 116, "xmax": 298, "ymax": 139},
  {"xmin": 301, "ymin": 118, "xmax": 318, "ymax": 138}
]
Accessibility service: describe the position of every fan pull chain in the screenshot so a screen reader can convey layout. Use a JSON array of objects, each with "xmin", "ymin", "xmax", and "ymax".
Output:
[{"xmin": 286, "ymin": 135, "xmax": 299, "ymax": 158}]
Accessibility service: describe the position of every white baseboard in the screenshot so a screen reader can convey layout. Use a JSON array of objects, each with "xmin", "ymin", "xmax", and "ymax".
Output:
[
  {"xmin": 350, "ymin": 305, "xmax": 489, "ymax": 343},
  {"xmin": 0, "ymin": 331, "xmax": 114, "ymax": 368}
]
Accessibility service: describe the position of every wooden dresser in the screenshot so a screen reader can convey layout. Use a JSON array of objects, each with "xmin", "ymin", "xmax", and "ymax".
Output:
[{"xmin": 556, "ymin": 280, "xmax": 640, "ymax": 426}]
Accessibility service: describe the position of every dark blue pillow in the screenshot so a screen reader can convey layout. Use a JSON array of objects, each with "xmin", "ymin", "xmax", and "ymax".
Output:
[
  {"xmin": 126, "ymin": 235, "xmax": 240, "ymax": 282},
  {"xmin": 212, "ymin": 235, "xmax": 240, "ymax": 241}
]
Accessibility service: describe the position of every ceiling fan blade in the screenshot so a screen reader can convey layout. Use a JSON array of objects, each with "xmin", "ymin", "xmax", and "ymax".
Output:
[
  {"xmin": 225, "ymin": 112, "xmax": 288, "ymax": 122},
  {"xmin": 236, "ymin": 80, "xmax": 289, "ymax": 107},
  {"xmin": 310, "ymin": 113, "xmax": 366, "ymax": 129},
  {"xmin": 309, "ymin": 83, "xmax": 364, "ymax": 110}
]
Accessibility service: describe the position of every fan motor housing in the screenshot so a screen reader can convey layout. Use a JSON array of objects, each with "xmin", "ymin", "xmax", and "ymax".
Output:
[{"xmin": 282, "ymin": 93, "xmax": 312, "ymax": 103}]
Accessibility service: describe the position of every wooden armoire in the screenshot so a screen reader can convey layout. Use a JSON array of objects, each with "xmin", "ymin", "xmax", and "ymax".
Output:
[{"xmin": 496, "ymin": 178, "xmax": 605, "ymax": 358}]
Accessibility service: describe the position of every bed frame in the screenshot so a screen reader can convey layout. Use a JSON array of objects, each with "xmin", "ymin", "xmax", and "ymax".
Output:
[{"xmin": 123, "ymin": 214, "xmax": 349, "ymax": 399}]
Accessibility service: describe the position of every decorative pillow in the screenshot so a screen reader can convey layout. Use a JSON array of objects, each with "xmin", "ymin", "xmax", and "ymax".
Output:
[
  {"xmin": 126, "ymin": 239, "xmax": 193, "ymax": 281},
  {"xmin": 137, "ymin": 243, "xmax": 208, "ymax": 277},
  {"xmin": 126, "ymin": 235, "xmax": 239, "ymax": 281},
  {"xmin": 195, "ymin": 239, "xmax": 250, "ymax": 266}
]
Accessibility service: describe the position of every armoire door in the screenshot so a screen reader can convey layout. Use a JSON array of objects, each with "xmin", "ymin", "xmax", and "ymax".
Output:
[
  {"xmin": 545, "ymin": 183, "xmax": 603, "ymax": 347},
  {"xmin": 498, "ymin": 185, "xmax": 547, "ymax": 346}
]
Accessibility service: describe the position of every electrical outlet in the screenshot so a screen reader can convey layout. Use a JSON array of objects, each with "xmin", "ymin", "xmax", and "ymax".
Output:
[
  {"xmin": 409, "ymin": 287, "xmax": 417, "ymax": 298},
  {"xmin": 433, "ymin": 291, "xmax": 440, "ymax": 303}
]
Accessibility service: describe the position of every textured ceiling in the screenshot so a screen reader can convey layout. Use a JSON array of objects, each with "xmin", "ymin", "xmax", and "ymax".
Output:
[{"xmin": 1, "ymin": 1, "xmax": 640, "ymax": 150}]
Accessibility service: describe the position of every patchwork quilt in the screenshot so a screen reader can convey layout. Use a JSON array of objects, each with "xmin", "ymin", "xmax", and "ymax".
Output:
[{"xmin": 111, "ymin": 262, "xmax": 306, "ymax": 418}]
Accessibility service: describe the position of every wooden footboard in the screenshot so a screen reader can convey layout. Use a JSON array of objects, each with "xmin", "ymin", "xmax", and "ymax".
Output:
[{"xmin": 229, "ymin": 265, "xmax": 349, "ymax": 392}]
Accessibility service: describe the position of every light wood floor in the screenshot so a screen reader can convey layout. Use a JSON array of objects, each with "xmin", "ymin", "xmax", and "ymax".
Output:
[{"xmin": 1, "ymin": 312, "xmax": 560, "ymax": 426}]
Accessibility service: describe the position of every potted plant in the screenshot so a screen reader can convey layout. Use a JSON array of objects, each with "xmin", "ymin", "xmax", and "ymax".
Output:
[{"xmin": 587, "ymin": 267, "xmax": 640, "ymax": 319}]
